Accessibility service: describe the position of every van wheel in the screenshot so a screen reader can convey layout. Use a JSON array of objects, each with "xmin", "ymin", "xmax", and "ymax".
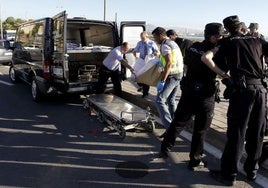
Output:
[
  {"xmin": 31, "ymin": 77, "xmax": 42, "ymax": 102},
  {"xmin": 117, "ymin": 124, "xmax": 126, "ymax": 139},
  {"xmin": 145, "ymin": 120, "xmax": 155, "ymax": 133},
  {"xmin": 9, "ymin": 66, "xmax": 19, "ymax": 83},
  {"xmin": 98, "ymin": 112, "xmax": 105, "ymax": 123}
]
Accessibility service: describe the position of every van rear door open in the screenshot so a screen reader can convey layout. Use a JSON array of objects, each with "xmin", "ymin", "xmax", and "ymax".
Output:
[
  {"xmin": 120, "ymin": 21, "xmax": 146, "ymax": 78},
  {"xmin": 52, "ymin": 11, "xmax": 68, "ymax": 85},
  {"xmin": 120, "ymin": 21, "xmax": 146, "ymax": 48}
]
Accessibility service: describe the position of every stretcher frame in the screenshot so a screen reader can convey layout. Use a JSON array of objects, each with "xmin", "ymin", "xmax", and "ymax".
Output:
[{"xmin": 83, "ymin": 94, "xmax": 155, "ymax": 139}]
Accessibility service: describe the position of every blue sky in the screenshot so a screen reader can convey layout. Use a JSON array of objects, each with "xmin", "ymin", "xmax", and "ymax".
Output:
[{"xmin": 1, "ymin": 0, "xmax": 268, "ymax": 35}]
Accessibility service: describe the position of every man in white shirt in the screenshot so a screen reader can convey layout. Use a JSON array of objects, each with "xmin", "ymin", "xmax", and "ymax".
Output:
[{"xmin": 96, "ymin": 42, "xmax": 135, "ymax": 97}]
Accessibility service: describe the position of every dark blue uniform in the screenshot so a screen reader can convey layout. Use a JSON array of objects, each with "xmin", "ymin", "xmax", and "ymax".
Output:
[
  {"xmin": 214, "ymin": 33, "xmax": 268, "ymax": 180},
  {"xmin": 161, "ymin": 40, "xmax": 218, "ymax": 167}
]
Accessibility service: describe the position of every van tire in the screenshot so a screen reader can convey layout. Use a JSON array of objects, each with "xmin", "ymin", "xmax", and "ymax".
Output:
[
  {"xmin": 31, "ymin": 77, "xmax": 42, "ymax": 102},
  {"xmin": 9, "ymin": 66, "xmax": 19, "ymax": 83},
  {"xmin": 144, "ymin": 120, "xmax": 155, "ymax": 133}
]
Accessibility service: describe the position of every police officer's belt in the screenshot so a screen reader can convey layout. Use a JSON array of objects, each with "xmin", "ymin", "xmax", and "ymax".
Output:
[{"xmin": 246, "ymin": 78, "xmax": 262, "ymax": 85}]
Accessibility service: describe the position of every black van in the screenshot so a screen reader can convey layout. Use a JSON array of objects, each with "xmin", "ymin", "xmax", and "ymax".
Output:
[{"xmin": 9, "ymin": 11, "xmax": 145, "ymax": 101}]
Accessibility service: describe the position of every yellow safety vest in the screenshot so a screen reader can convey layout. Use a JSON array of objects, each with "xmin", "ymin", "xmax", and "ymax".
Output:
[{"xmin": 159, "ymin": 40, "xmax": 182, "ymax": 74}]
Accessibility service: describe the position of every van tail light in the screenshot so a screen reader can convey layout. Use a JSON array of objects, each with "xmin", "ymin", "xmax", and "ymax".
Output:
[{"xmin": 43, "ymin": 60, "xmax": 51, "ymax": 79}]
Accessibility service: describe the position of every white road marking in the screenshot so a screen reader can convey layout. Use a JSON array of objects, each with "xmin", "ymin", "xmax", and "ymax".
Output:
[
  {"xmin": 0, "ymin": 70, "xmax": 14, "ymax": 86},
  {"xmin": 0, "ymin": 80, "xmax": 13, "ymax": 86}
]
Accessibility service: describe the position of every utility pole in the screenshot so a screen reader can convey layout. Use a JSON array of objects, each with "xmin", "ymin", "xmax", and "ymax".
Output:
[
  {"xmin": 103, "ymin": 0, "xmax": 106, "ymax": 21},
  {"xmin": 0, "ymin": 0, "xmax": 3, "ymax": 39}
]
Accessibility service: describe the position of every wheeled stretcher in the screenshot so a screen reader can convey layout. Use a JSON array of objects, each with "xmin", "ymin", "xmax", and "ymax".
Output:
[{"xmin": 83, "ymin": 94, "xmax": 155, "ymax": 139}]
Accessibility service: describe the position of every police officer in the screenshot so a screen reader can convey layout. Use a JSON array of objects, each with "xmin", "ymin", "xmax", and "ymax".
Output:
[
  {"xmin": 202, "ymin": 15, "xmax": 268, "ymax": 186},
  {"xmin": 159, "ymin": 23, "xmax": 224, "ymax": 170},
  {"xmin": 248, "ymin": 22, "xmax": 265, "ymax": 40},
  {"xmin": 166, "ymin": 29, "xmax": 193, "ymax": 57}
]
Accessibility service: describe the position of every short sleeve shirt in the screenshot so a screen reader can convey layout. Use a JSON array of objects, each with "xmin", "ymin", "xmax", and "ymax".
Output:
[
  {"xmin": 214, "ymin": 34, "xmax": 268, "ymax": 78},
  {"xmin": 134, "ymin": 40, "xmax": 159, "ymax": 59},
  {"xmin": 103, "ymin": 46, "xmax": 123, "ymax": 71},
  {"xmin": 160, "ymin": 39, "xmax": 184, "ymax": 73},
  {"xmin": 160, "ymin": 41, "xmax": 172, "ymax": 56},
  {"xmin": 184, "ymin": 40, "xmax": 216, "ymax": 82}
]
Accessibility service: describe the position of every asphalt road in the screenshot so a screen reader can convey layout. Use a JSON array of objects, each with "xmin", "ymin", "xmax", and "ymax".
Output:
[{"xmin": 0, "ymin": 64, "xmax": 264, "ymax": 188}]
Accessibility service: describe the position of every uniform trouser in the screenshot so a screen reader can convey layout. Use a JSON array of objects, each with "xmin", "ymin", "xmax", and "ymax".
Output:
[
  {"xmin": 221, "ymin": 84, "xmax": 267, "ymax": 179},
  {"xmin": 97, "ymin": 65, "xmax": 122, "ymax": 97},
  {"xmin": 161, "ymin": 89, "xmax": 215, "ymax": 163}
]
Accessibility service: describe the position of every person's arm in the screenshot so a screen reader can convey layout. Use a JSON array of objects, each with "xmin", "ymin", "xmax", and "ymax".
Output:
[
  {"xmin": 161, "ymin": 53, "xmax": 172, "ymax": 82},
  {"xmin": 201, "ymin": 47, "xmax": 229, "ymax": 78},
  {"xmin": 133, "ymin": 51, "xmax": 137, "ymax": 58},
  {"xmin": 120, "ymin": 59, "xmax": 135, "ymax": 73},
  {"xmin": 154, "ymin": 50, "xmax": 160, "ymax": 57},
  {"xmin": 133, "ymin": 41, "xmax": 140, "ymax": 58},
  {"xmin": 152, "ymin": 42, "xmax": 160, "ymax": 57}
]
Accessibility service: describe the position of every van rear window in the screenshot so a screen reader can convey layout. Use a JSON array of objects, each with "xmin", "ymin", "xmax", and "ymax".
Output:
[{"xmin": 67, "ymin": 23, "xmax": 115, "ymax": 48}]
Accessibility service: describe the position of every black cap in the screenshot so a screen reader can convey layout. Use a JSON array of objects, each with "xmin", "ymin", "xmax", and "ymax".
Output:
[
  {"xmin": 166, "ymin": 29, "xmax": 177, "ymax": 37},
  {"xmin": 204, "ymin": 23, "xmax": 224, "ymax": 36},
  {"xmin": 240, "ymin": 22, "xmax": 247, "ymax": 30},
  {"xmin": 248, "ymin": 23, "xmax": 259, "ymax": 29},
  {"xmin": 152, "ymin": 27, "xmax": 166, "ymax": 36},
  {"xmin": 223, "ymin": 15, "xmax": 240, "ymax": 30}
]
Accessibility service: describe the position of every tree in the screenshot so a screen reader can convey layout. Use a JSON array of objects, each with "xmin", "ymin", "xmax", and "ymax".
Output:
[{"xmin": 2, "ymin": 16, "xmax": 25, "ymax": 30}]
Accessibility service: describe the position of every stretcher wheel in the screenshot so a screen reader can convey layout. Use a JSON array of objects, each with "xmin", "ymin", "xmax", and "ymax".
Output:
[
  {"xmin": 145, "ymin": 120, "xmax": 155, "ymax": 133},
  {"xmin": 118, "ymin": 124, "xmax": 126, "ymax": 139},
  {"xmin": 86, "ymin": 107, "xmax": 92, "ymax": 115},
  {"xmin": 98, "ymin": 112, "xmax": 105, "ymax": 123},
  {"xmin": 83, "ymin": 99, "xmax": 89, "ymax": 109}
]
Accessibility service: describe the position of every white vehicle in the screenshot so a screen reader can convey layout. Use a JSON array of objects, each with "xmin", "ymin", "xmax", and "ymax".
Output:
[
  {"xmin": 0, "ymin": 39, "xmax": 12, "ymax": 65},
  {"xmin": 4, "ymin": 30, "xmax": 16, "ymax": 41}
]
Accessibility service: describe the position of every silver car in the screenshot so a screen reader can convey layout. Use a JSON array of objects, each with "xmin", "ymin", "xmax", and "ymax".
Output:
[{"xmin": 0, "ymin": 39, "xmax": 12, "ymax": 65}]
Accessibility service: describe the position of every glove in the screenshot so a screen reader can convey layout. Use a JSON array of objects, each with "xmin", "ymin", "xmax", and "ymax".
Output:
[
  {"xmin": 156, "ymin": 60, "xmax": 163, "ymax": 67},
  {"xmin": 157, "ymin": 81, "xmax": 165, "ymax": 92}
]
